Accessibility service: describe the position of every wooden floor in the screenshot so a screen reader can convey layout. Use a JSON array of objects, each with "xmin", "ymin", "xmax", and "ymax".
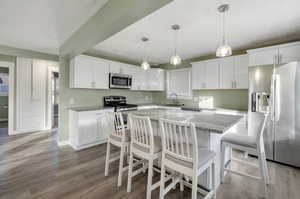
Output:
[{"xmin": 0, "ymin": 131, "xmax": 299, "ymax": 199}]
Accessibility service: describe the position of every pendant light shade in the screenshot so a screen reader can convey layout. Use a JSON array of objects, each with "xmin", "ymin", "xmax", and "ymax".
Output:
[
  {"xmin": 216, "ymin": 44, "xmax": 232, "ymax": 57},
  {"xmin": 170, "ymin": 24, "xmax": 182, "ymax": 65},
  {"xmin": 170, "ymin": 55, "xmax": 182, "ymax": 65},
  {"xmin": 141, "ymin": 61, "xmax": 150, "ymax": 70},
  {"xmin": 141, "ymin": 37, "xmax": 150, "ymax": 70},
  {"xmin": 216, "ymin": 4, "xmax": 232, "ymax": 57}
]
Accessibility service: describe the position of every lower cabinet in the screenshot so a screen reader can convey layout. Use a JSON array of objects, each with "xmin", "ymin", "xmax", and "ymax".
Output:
[{"xmin": 69, "ymin": 108, "xmax": 114, "ymax": 150}]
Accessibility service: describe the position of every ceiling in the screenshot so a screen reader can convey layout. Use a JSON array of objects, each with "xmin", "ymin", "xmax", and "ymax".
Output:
[
  {"xmin": 0, "ymin": 0, "xmax": 108, "ymax": 54},
  {"xmin": 93, "ymin": 0, "xmax": 300, "ymax": 65}
]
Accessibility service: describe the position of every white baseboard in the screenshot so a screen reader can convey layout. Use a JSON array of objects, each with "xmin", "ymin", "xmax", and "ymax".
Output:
[
  {"xmin": 70, "ymin": 139, "xmax": 107, "ymax": 151},
  {"xmin": 57, "ymin": 140, "xmax": 70, "ymax": 147}
]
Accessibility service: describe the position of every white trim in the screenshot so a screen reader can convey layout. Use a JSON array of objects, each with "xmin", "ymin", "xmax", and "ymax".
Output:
[
  {"xmin": 69, "ymin": 139, "xmax": 107, "ymax": 150},
  {"xmin": 57, "ymin": 140, "xmax": 70, "ymax": 147},
  {"xmin": 0, "ymin": 61, "xmax": 15, "ymax": 136},
  {"xmin": 247, "ymin": 41, "xmax": 300, "ymax": 54}
]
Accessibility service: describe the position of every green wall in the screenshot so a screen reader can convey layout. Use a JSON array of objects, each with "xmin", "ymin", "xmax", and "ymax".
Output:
[
  {"xmin": 152, "ymin": 89, "xmax": 248, "ymax": 111},
  {"xmin": 58, "ymin": 57, "xmax": 154, "ymax": 142}
]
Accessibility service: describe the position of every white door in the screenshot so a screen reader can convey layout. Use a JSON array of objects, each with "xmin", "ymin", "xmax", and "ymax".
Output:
[
  {"xmin": 278, "ymin": 44, "xmax": 300, "ymax": 64},
  {"xmin": 205, "ymin": 60, "xmax": 219, "ymax": 89},
  {"xmin": 219, "ymin": 57, "xmax": 235, "ymax": 89},
  {"xmin": 16, "ymin": 58, "xmax": 47, "ymax": 133},
  {"xmin": 234, "ymin": 55, "xmax": 249, "ymax": 89}
]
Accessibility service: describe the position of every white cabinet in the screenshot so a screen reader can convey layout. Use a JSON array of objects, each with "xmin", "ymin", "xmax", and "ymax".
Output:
[
  {"xmin": 248, "ymin": 42, "xmax": 300, "ymax": 66},
  {"xmin": 234, "ymin": 55, "xmax": 249, "ymax": 89},
  {"xmin": 70, "ymin": 55, "xmax": 109, "ymax": 89},
  {"xmin": 167, "ymin": 68, "xmax": 192, "ymax": 99},
  {"xmin": 69, "ymin": 108, "xmax": 114, "ymax": 150},
  {"xmin": 16, "ymin": 57, "xmax": 48, "ymax": 133},
  {"xmin": 278, "ymin": 44, "xmax": 300, "ymax": 64},
  {"xmin": 219, "ymin": 57, "xmax": 235, "ymax": 89},
  {"xmin": 219, "ymin": 55, "xmax": 249, "ymax": 89},
  {"xmin": 248, "ymin": 48, "xmax": 277, "ymax": 66},
  {"xmin": 192, "ymin": 55, "xmax": 248, "ymax": 90},
  {"xmin": 192, "ymin": 60, "xmax": 219, "ymax": 89}
]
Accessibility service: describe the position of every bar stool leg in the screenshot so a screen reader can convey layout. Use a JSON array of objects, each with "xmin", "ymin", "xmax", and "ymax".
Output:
[
  {"xmin": 220, "ymin": 143, "xmax": 226, "ymax": 183},
  {"xmin": 146, "ymin": 159, "xmax": 154, "ymax": 199},
  {"xmin": 127, "ymin": 151, "xmax": 134, "ymax": 193},
  {"xmin": 117, "ymin": 146, "xmax": 125, "ymax": 186},
  {"xmin": 160, "ymin": 164, "xmax": 166, "ymax": 199},
  {"xmin": 104, "ymin": 142, "xmax": 111, "ymax": 176},
  {"xmin": 212, "ymin": 161, "xmax": 217, "ymax": 199},
  {"xmin": 192, "ymin": 175, "xmax": 198, "ymax": 199}
]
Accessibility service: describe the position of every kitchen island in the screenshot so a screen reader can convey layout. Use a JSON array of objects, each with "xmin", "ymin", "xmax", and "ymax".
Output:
[{"xmin": 122, "ymin": 108, "xmax": 244, "ymax": 189}]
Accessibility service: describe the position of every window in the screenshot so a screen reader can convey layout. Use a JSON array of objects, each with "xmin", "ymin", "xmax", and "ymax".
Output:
[
  {"xmin": 0, "ymin": 73, "xmax": 8, "ymax": 96},
  {"xmin": 166, "ymin": 68, "xmax": 192, "ymax": 99}
]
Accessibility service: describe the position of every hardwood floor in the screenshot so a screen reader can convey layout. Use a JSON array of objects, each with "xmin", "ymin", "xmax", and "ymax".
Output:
[{"xmin": 0, "ymin": 131, "xmax": 299, "ymax": 199}]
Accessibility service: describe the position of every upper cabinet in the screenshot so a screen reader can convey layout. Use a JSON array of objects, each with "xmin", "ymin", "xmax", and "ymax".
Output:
[
  {"xmin": 192, "ymin": 60, "xmax": 219, "ymax": 90},
  {"xmin": 192, "ymin": 54, "xmax": 249, "ymax": 90},
  {"xmin": 70, "ymin": 55, "xmax": 109, "ymax": 89},
  {"xmin": 248, "ymin": 42, "xmax": 300, "ymax": 66},
  {"xmin": 70, "ymin": 55, "xmax": 165, "ymax": 91}
]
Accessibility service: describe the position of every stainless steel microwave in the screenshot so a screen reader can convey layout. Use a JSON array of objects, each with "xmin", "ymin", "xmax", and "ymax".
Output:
[{"xmin": 109, "ymin": 73, "xmax": 132, "ymax": 89}]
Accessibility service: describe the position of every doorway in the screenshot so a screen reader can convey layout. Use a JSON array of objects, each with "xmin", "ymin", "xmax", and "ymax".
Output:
[
  {"xmin": 0, "ymin": 67, "xmax": 9, "ymax": 137},
  {"xmin": 51, "ymin": 71, "xmax": 59, "ymax": 129}
]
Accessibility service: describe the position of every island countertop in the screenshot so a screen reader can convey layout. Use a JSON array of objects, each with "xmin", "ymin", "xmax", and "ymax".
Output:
[{"xmin": 123, "ymin": 108, "xmax": 243, "ymax": 134}]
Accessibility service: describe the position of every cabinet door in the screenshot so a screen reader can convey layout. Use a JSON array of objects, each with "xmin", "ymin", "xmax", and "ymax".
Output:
[
  {"xmin": 95, "ymin": 112, "xmax": 109, "ymax": 141},
  {"xmin": 72, "ymin": 56, "xmax": 93, "ymax": 88},
  {"xmin": 78, "ymin": 111, "xmax": 97, "ymax": 146},
  {"xmin": 109, "ymin": 61, "xmax": 121, "ymax": 74},
  {"xmin": 205, "ymin": 60, "xmax": 219, "ymax": 89},
  {"xmin": 91, "ymin": 58, "xmax": 109, "ymax": 89},
  {"xmin": 249, "ymin": 49, "xmax": 277, "ymax": 66},
  {"xmin": 279, "ymin": 44, "xmax": 300, "ymax": 64},
  {"xmin": 192, "ymin": 62, "xmax": 206, "ymax": 89},
  {"xmin": 234, "ymin": 55, "xmax": 249, "ymax": 89},
  {"xmin": 219, "ymin": 57, "xmax": 235, "ymax": 89}
]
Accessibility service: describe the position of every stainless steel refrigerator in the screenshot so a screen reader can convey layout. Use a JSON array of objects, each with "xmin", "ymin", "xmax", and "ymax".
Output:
[{"xmin": 248, "ymin": 61, "xmax": 300, "ymax": 167}]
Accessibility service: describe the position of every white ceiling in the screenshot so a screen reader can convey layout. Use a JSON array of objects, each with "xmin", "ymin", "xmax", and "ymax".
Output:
[
  {"xmin": 0, "ymin": 0, "xmax": 108, "ymax": 54},
  {"xmin": 93, "ymin": 0, "xmax": 300, "ymax": 65}
]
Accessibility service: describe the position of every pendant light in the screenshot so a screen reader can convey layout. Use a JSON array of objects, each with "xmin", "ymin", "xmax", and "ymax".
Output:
[
  {"xmin": 141, "ymin": 37, "xmax": 150, "ymax": 70},
  {"xmin": 170, "ymin": 24, "xmax": 182, "ymax": 65},
  {"xmin": 216, "ymin": 4, "xmax": 232, "ymax": 57}
]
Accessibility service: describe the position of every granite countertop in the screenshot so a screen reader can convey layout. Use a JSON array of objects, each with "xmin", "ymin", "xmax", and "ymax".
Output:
[
  {"xmin": 69, "ymin": 106, "xmax": 113, "ymax": 112},
  {"xmin": 122, "ymin": 108, "xmax": 243, "ymax": 134}
]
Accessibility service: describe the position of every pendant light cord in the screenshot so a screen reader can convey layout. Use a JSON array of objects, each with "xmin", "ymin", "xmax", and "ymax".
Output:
[{"xmin": 174, "ymin": 30, "xmax": 178, "ymax": 55}]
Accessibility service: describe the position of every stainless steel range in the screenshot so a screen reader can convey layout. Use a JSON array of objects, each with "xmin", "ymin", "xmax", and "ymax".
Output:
[{"xmin": 104, "ymin": 96, "xmax": 138, "ymax": 112}]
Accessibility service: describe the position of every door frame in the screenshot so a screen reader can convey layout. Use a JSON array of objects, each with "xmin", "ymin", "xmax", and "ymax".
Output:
[{"xmin": 0, "ymin": 61, "xmax": 15, "ymax": 135}]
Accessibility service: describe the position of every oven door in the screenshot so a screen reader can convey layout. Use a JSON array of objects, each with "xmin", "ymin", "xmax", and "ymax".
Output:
[{"xmin": 109, "ymin": 73, "xmax": 132, "ymax": 89}]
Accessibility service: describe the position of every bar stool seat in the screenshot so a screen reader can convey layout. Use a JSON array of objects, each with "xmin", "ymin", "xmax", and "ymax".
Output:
[
  {"xmin": 165, "ymin": 145, "xmax": 215, "ymax": 169},
  {"xmin": 132, "ymin": 136, "xmax": 162, "ymax": 153},
  {"xmin": 222, "ymin": 133, "xmax": 257, "ymax": 148},
  {"xmin": 109, "ymin": 129, "xmax": 131, "ymax": 142}
]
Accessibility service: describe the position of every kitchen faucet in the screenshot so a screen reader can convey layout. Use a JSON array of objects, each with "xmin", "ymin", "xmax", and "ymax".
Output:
[{"xmin": 169, "ymin": 92, "xmax": 179, "ymax": 104}]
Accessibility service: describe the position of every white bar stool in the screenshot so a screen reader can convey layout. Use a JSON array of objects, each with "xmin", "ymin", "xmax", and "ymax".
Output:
[
  {"xmin": 220, "ymin": 113, "xmax": 270, "ymax": 193},
  {"xmin": 104, "ymin": 112, "xmax": 130, "ymax": 187},
  {"xmin": 127, "ymin": 114, "xmax": 162, "ymax": 199},
  {"xmin": 159, "ymin": 118, "xmax": 216, "ymax": 199}
]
